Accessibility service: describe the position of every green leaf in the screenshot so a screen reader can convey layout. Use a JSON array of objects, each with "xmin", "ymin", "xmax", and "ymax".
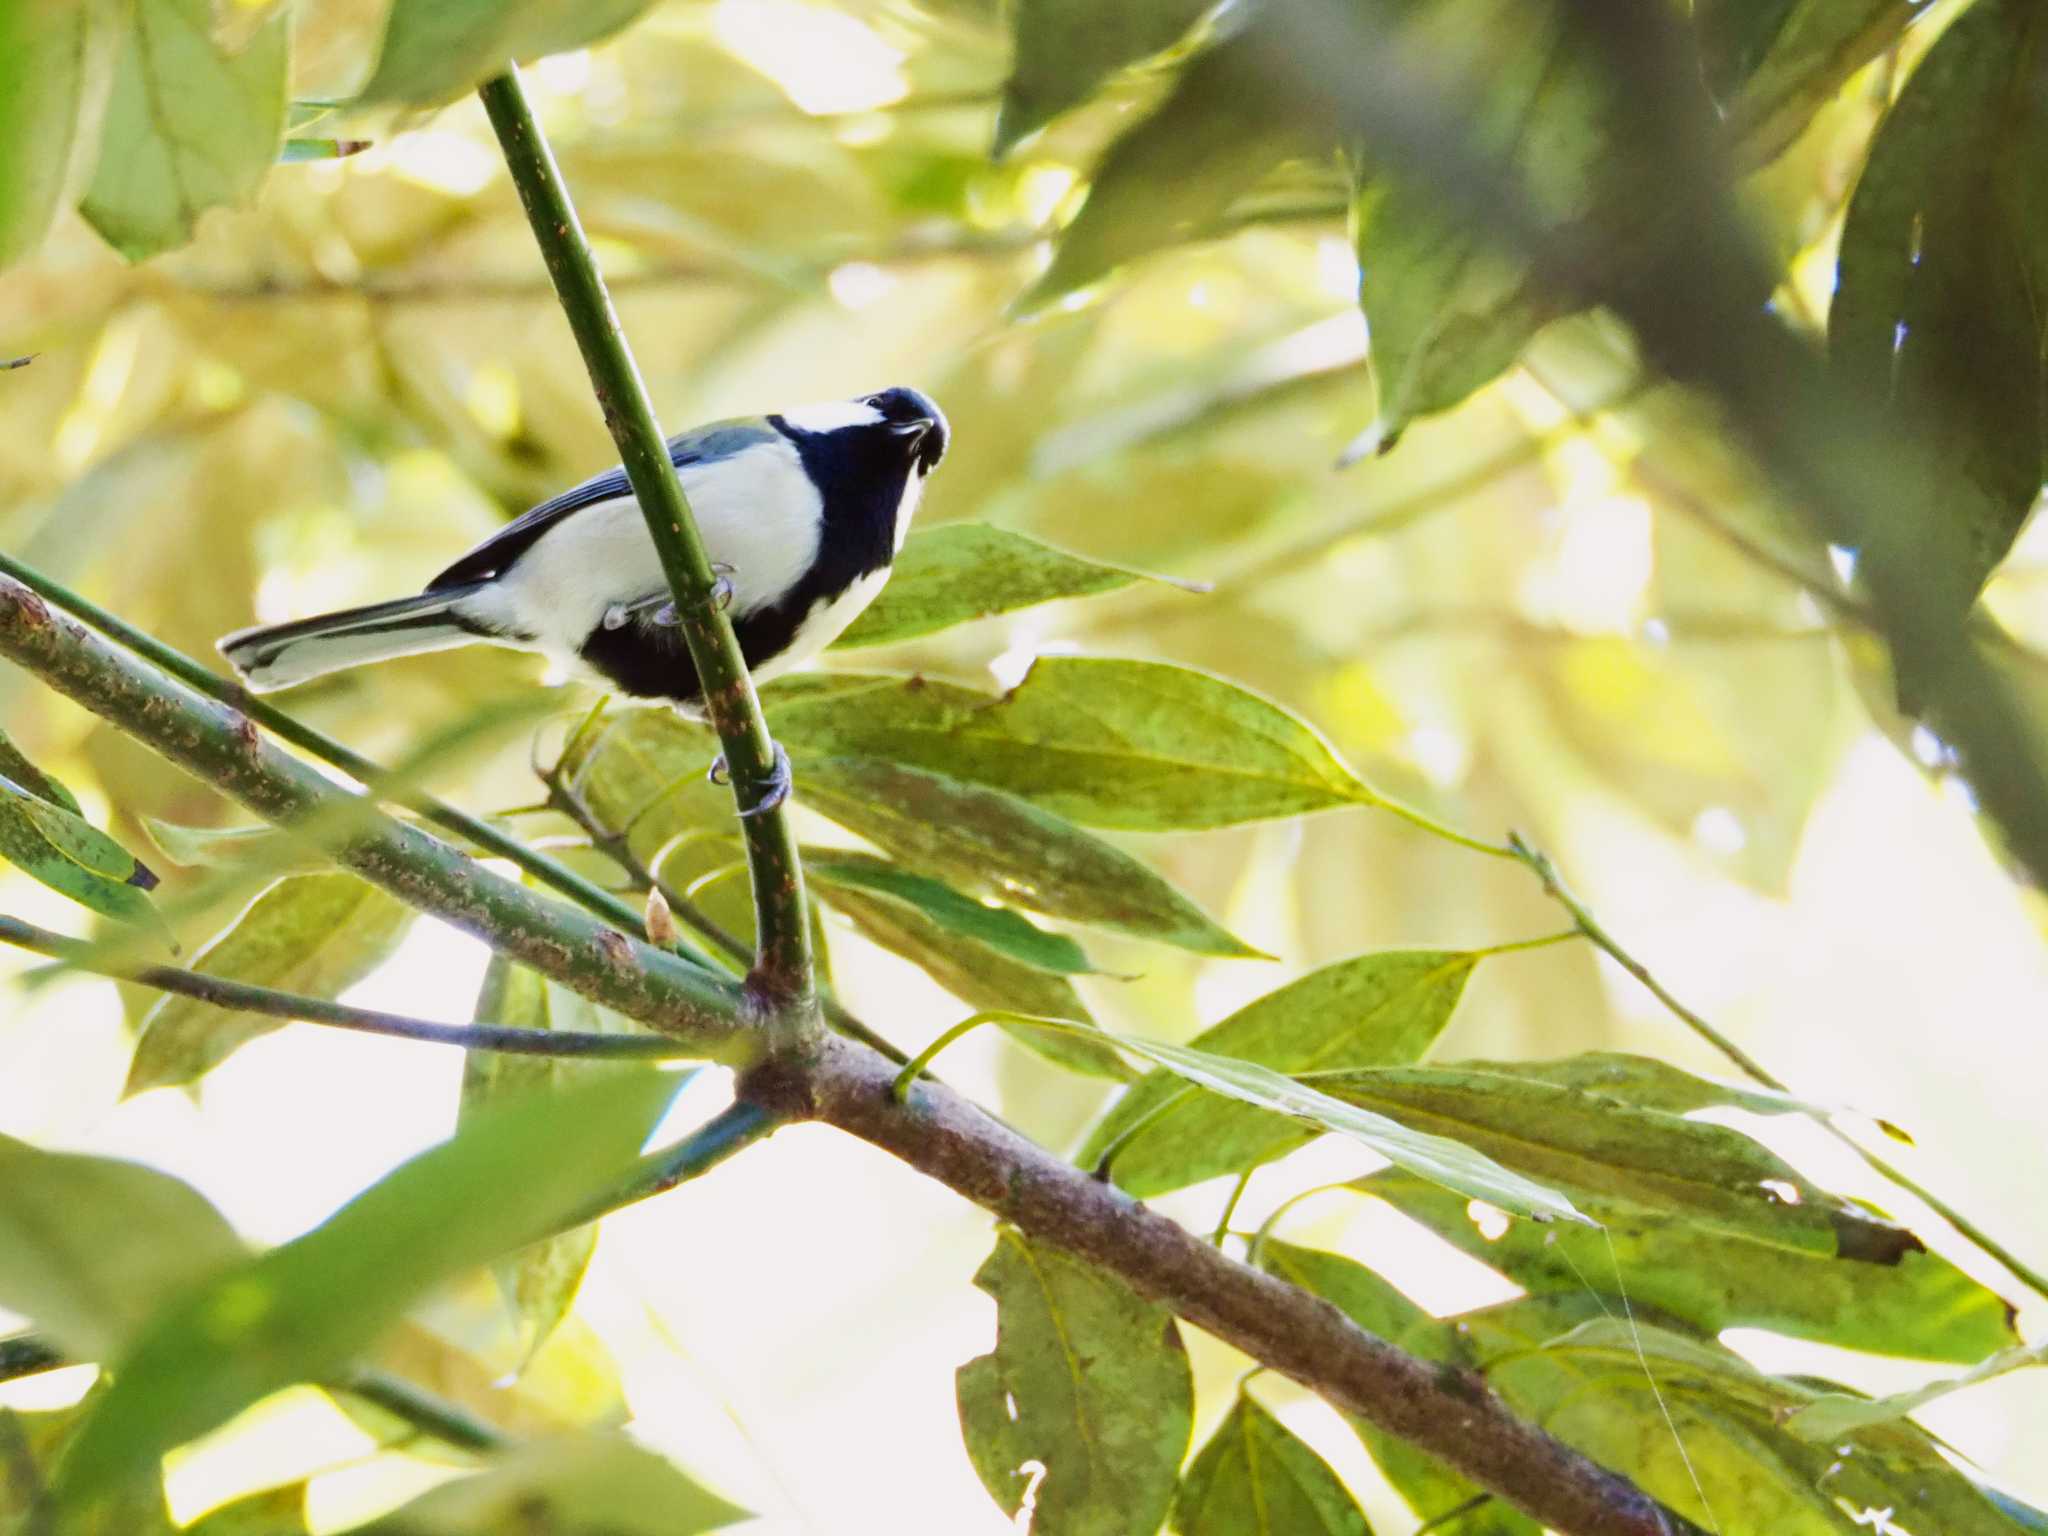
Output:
[
  {"xmin": 1786, "ymin": 1341, "xmax": 2048, "ymax": 1441},
  {"xmin": 461, "ymin": 957, "xmax": 656, "ymax": 1364},
  {"xmin": 1079, "ymin": 949, "xmax": 1478, "ymax": 1196},
  {"xmin": 79, "ymin": 0, "xmax": 289, "ymax": 261},
  {"xmin": 800, "ymin": 756, "xmax": 1261, "ymax": 957},
  {"xmin": 994, "ymin": 0, "xmax": 1214, "ymax": 155},
  {"xmin": 142, "ymin": 817, "xmax": 327, "ymax": 877},
  {"xmin": 957, "ymin": 1228, "xmax": 1192, "ymax": 1536},
  {"xmin": 0, "ymin": 1134, "xmax": 246, "ymax": 1360},
  {"xmin": 0, "ymin": 1392, "xmax": 177, "ymax": 1536},
  {"xmin": 0, "ymin": 772, "xmax": 160, "ymax": 925},
  {"xmin": 1349, "ymin": 6, "xmax": 1610, "ymax": 448},
  {"xmin": 1705, "ymin": 0, "xmax": 1917, "ymax": 163},
  {"xmin": 767, "ymin": 658, "xmax": 1374, "ymax": 830},
  {"xmin": 357, "ymin": 1432, "xmax": 748, "ymax": 1534},
  {"xmin": 126, "ymin": 873, "xmax": 416, "ymax": 1094},
  {"xmin": 0, "ymin": 0, "xmax": 112, "ymax": 267},
  {"xmin": 278, "ymin": 137, "xmax": 369, "ymax": 163},
  {"xmin": 54, "ymin": 1069, "xmax": 679, "ymax": 1506},
  {"xmin": 184, "ymin": 1482, "xmax": 311, "ymax": 1534},
  {"xmin": 1316, "ymin": 1062, "xmax": 1895, "ymax": 1248},
  {"xmin": 1357, "ymin": 1167, "xmax": 2020, "ymax": 1365},
  {"xmin": 1830, "ymin": 0, "xmax": 2048, "ymax": 626},
  {"xmin": 360, "ymin": 0, "xmax": 659, "ymax": 105},
  {"xmin": 806, "ymin": 851, "xmax": 1094, "ymax": 974},
  {"xmin": 1257, "ymin": 1241, "xmax": 1537, "ymax": 1536},
  {"xmin": 835, "ymin": 525, "xmax": 1192, "ymax": 649},
  {"xmin": 812, "ymin": 870, "xmax": 1131, "ymax": 1080},
  {"xmin": 1098, "ymin": 1036, "xmax": 1583, "ymax": 1223},
  {"xmin": 1024, "ymin": 15, "xmax": 1334, "ymax": 309},
  {"xmin": 1170, "ymin": 1393, "xmax": 1370, "ymax": 1536},
  {"xmin": 0, "ymin": 727, "xmax": 82, "ymax": 814},
  {"xmin": 1474, "ymin": 1050, "xmax": 1809, "ymax": 1118}
]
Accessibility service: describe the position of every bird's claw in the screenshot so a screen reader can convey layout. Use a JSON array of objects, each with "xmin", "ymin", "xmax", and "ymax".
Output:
[
  {"xmin": 707, "ymin": 740, "xmax": 792, "ymax": 819},
  {"xmin": 604, "ymin": 565, "xmax": 736, "ymax": 631}
]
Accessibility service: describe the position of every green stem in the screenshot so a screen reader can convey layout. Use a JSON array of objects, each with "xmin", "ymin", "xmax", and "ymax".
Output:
[
  {"xmin": 569, "ymin": 1099, "xmax": 782, "ymax": 1226},
  {"xmin": 477, "ymin": 70, "xmax": 815, "ymax": 1017},
  {"xmin": 1507, "ymin": 833, "xmax": 2048, "ymax": 1304},
  {"xmin": 0, "ymin": 913, "xmax": 691, "ymax": 1060},
  {"xmin": 0, "ymin": 549, "xmax": 722, "ymax": 976},
  {"xmin": 339, "ymin": 1370, "xmax": 510, "ymax": 1454},
  {"xmin": 1089, "ymin": 1083, "xmax": 1199, "ymax": 1180},
  {"xmin": 1212, "ymin": 1168, "xmax": 1256, "ymax": 1247}
]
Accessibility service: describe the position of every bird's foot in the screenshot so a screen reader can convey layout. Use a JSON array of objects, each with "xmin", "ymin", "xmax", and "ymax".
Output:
[
  {"xmin": 707, "ymin": 740, "xmax": 792, "ymax": 818},
  {"xmin": 602, "ymin": 566, "xmax": 735, "ymax": 631}
]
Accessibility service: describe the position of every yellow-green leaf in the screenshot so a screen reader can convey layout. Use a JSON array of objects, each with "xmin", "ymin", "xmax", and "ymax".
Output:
[
  {"xmin": 1171, "ymin": 1394, "xmax": 1370, "ymax": 1536},
  {"xmin": 1080, "ymin": 949, "xmax": 1478, "ymax": 1195},
  {"xmin": 835, "ymin": 524, "xmax": 1189, "ymax": 649},
  {"xmin": 994, "ymin": 0, "xmax": 1214, "ymax": 155},
  {"xmin": 0, "ymin": 0, "xmax": 114, "ymax": 267},
  {"xmin": 767, "ymin": 658, "xmax": 1374, "ymax": 831},
  {"xmin": 361, "ymin": 0, "xmax": 658, "ymax": 105},
  {"xmin": 54, "ymin": 1069, "xmax": 679, "ymax": 1507},
  {"xmin": 0, "ymin": 1135, "xmax": 246, "ymax": 1360},
  {"xmin": 79, "ymin": 0, "xmax": 289, "ymax": 260},
  {"xmin": 957, "ymin": 1228, "xmax": 1192, "ymax": 1536},
  {"xmin": 0, "ymin": 772, "xmax": 160, "ymax": 925},
  {"xmin": 126, "ymin": 873, "xmax": 416, "ymax": 1094}
]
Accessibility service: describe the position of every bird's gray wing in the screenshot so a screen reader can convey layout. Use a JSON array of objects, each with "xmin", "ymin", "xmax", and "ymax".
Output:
[{"xmin": 425, "ymin": 419, "xmax": 784, "ymax": 591}]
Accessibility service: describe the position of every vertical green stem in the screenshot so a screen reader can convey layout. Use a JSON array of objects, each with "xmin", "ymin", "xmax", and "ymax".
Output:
[{"xmin": 476, "ymin": 69, "xmax": 815, "ymax": 1017}]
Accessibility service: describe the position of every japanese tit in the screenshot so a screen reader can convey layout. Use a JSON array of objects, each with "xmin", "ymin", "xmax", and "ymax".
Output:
[{"xmin": 220, "ymin": 387, "xmax": 948, "ymax": 714}]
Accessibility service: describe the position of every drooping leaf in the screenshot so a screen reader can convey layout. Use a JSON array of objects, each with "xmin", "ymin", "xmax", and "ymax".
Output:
[
  {"xmin": 1349, "ymin": 2, "xmax": 1610, "ymax": 449},
  {"xmin": 126, "ymin": 873, "xmax": 416, "ymax": 1094},
  {"xmin": 812, "ymin": 871, "xmax": 1131, "ymax": 1079},
  {"xmin": 357, "ymin": 1432, "xmax": 748, "ymax": 1535},
  {"xmin": 1171, "ymin": 1393, "xmax": 1371, "ymax": 1536},
  {"xmin": 1472, "ymin": 1050, "xmax": 1810, "ymax": 1118},
  {"xmin": 806, "ymin": 851, "xmax": 1093, "ymax": 974},
  {"xmin": 0, "ymin": 772, "xmax": 160, "ymax": 926},
  {"xmin": 835, "ymin": 526, "xmax": 1194, "ymax": 650},
  {"xmin": 1257, "ymin": 1241, "xmax": 1537, "ymax": 1536},
  {"xmin": 0, "ymin": 0, "xmax": 112, "ymax": 268},
  {"xmin": 1705, "ymin": 0, "xmax": 1919, "ymax": 164},
  {"xmin": 767, "ymin": 658, "xmax": 1375, "ymax": 830},
  {"xmin": 1787, "ymin": 1341, "xmax": 2048, "ymax": 1440},
  {"xmin": 79, "ymin": 0, "xmax": 289, "ymax": 260},
  {"xmin": 1023, "ymin": 13, "xmax": 1335, "ymax": 309},
  {"xmin": 1316, "ymin": 1062, "xmax": 1897, "ymax": 1248},
  {"xmin": 957, "ymin": 1228, "xmax": 1192, "ymax": 1536},
  {"xmin": 461, "ymin": 957, "xmax": 657, "ymax": 1364},
  {"xmin": 994, "ymin": 0, "xmax": 1215, "ymax": 155},
  {"xmin": 1079, "ymin": 949, "xmax": 1478, "ymax": 1195},
  {"xmin": 0, "ymin": 727, "xmax": 82, "ymax": 814},
  {"xmin": 1098, "ymin": 1036, "xmax": 1583, "ymax": 1222},
  {"xmin": 1831, "ymin": 0, "xmax": 2048, "ymax": 630},
  {"xmin": 799, "ymin": 756, "xmax": 1261, "ymax": 957},
  {"xmin": 0, "ymin": 1134, "xmax": 246, "ymax": 1360},
  {"xmin": 1357, "ymin": 1168, "xmax": 2019, "ymax": 1365},
  {"xmin": 54, "ymin": 1069, "xmax": 679, "ymax": 1506},
  {"xmin": 360, "ymin": 0, "xmax": 659, "ymax": 105}
]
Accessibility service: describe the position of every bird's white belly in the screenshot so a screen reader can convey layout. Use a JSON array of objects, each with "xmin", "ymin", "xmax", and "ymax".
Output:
[{"xmin": 750, "ymin": 566, "xmax": 891, "ymax": 686}]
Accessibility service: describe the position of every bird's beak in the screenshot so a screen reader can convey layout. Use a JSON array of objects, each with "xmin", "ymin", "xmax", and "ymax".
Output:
[
  {"xmin": 888, "ymin": 417, "xmax": 934, "ymax": 442},
  {"xmin": 890, "ymin": 415, "xmax": 945, "ymax": 472}
]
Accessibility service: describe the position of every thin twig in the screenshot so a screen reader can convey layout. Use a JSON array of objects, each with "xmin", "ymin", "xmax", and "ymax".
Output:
[{"xmin": 0, "ymin": 914, "xmax": 691, "ymax": 1060}]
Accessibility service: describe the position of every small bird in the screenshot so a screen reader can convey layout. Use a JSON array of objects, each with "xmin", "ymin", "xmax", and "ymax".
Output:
[{"xmin": 220, "ymin": 386, "xmax": 947, "ymax": 813}]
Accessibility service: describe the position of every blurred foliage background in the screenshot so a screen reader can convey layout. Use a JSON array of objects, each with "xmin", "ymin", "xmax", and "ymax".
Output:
[{"xmin": 3, "ymin": 0, "xmax": 2047, "ymax": 1531}]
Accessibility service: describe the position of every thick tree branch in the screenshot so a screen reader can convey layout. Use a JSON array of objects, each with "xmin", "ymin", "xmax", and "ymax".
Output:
[
  {"xmin": 477, "ymin": 70, "xmax": 816, "ymax": 1016},
  {"xmin": 0, "ymin": 576, "xmax": 744, "ymax": 1058},
  {"xmin": 746, "ymin": 1036, "xmax": 1706, "ymax": 1536},
  {"xmin": 0, "ymin": 573, "xmax": 1701, "ymax": 1536},
  {"xmin": 0, "ymin": 550, "xmax": 726, "ymax": 977},
  {"xmin": 0, "ymin": 914, "xmax": 691, "ymax": 1061}
]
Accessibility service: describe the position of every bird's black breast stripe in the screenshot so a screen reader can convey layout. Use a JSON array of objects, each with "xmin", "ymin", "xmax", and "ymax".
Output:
[{"xmin": 574, "ymin": 416, "xmax": 910, "ymax": 706}]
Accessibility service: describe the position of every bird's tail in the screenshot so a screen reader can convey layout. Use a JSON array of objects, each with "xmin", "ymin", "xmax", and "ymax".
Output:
[{"xmin": 219, "ymin": 586, "xmax": 491, "ymax": 692}]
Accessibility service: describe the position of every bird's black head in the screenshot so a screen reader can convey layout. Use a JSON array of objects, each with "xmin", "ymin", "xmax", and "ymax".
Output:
[{"xmin": 860, "ymin": 386, "xmax": 949, "ymax": 474}]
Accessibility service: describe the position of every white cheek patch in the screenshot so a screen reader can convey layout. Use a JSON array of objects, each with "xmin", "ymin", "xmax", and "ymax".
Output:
[{"xmin": 779, "ymin": 398, "xmax": 883, "ymax": 433}]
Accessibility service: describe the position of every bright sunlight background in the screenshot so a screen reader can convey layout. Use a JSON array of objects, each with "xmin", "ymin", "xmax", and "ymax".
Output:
[{"xmin": 4, "ymin": 2, "xmax": 2046, "ymax": 1530}]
